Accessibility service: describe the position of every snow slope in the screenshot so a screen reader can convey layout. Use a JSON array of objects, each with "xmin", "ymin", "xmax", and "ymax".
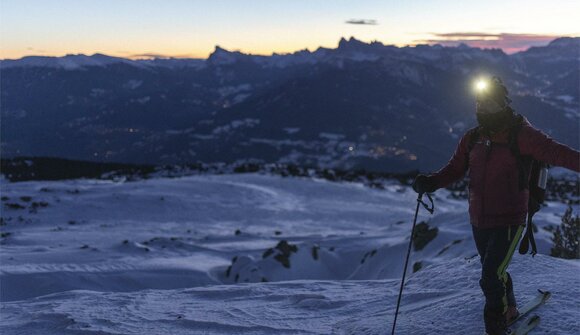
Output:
[{"xmin": 0, "ymin": 173, "xmax": 578, "ymax": 334}]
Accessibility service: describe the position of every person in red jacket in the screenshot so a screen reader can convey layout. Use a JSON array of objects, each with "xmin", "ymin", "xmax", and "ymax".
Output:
[{"xmin": 412, "ymin": 76, "xmax": 580, "ymax": 335}]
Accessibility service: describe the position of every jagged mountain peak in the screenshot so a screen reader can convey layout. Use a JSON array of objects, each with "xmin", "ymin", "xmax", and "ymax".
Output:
[
  {"xmin": 338, "ymin": 36, "xmax": 374, "ymax": 50},
  {"xmin": 212, "ymin": 45, "xmax": 231, "ymax": 54},
  {"xmin": 515, "ymin": 36, "xmax": 579, "ymax": 58},
  {"xmin": 291, "ymin": 48, "xmax": 312, "ymax": 56},
  {"xmin": 548, "ymin": 37, "xmax": 580, "ymax": 48},
  {"xmin": 456, "ymin": 42, "xmax": 472, "ymax": 50},
  {"xmin": 207, "ymin": 45, "xmax": 253, "ymax": 65}
]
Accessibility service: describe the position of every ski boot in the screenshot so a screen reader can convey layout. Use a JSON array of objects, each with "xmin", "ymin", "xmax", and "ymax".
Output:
[{"xmin": 484, "ymin": 307, "xmax": 510, "ymax": 335}]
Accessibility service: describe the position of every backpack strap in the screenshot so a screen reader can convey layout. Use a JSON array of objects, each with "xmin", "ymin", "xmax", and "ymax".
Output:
[
  {"xmin": 511, "ymin": 113, "xmax": 539, "ymax": 257},
  {"xmin": 507, "ymin": 114, "xmax": 532, "ymax": 191},
  {"xmin": 465, "ymin": 127, "xmax": 480, "ymax": 171},
  {"xmin": 519, "ymin": 212, "xmax": 538, "ymax": 256},
  {"xmin": 467, "ymin": 126, "xmax": 480, "ymax": 152}
]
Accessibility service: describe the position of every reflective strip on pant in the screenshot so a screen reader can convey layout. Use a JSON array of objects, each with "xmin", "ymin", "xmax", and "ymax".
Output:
[{"xmin": 496, "ymin": 225, "xmax": 524, "ymax": 313}]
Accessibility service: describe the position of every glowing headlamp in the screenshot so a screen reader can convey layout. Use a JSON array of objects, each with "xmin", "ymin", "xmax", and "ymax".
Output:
[
  {"xmin": 474, "ymin": 79, "xmax": 489, "ymax": 94},
  {"xmin": 473, "ymin": 76, "xmax": 511, "ymax": 114}
]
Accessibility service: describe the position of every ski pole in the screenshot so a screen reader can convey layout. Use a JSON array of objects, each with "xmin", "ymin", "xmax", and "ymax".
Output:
[{"xmin": 391, "ymin": 192, "xmax": 434, "ymax": 335}]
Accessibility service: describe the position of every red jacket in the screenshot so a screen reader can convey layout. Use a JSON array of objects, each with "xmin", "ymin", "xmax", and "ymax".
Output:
[{"xmin": 431, "ymin": 115, "xmax": 580, "ymax": 228}]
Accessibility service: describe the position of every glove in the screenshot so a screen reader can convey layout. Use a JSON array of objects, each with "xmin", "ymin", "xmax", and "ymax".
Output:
[{"xmin": 412, "ymin": 174, "xmax": 437, "ymax": 194}]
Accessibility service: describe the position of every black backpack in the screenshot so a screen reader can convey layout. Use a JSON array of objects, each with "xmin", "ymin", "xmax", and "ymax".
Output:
[{"xmin": 466, "ymin": 114, "xmax": 549, "ymax": 256}]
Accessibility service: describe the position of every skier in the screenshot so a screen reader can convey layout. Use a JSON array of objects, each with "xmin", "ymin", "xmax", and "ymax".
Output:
[{"xmin": 411, "ymin": 76, "xmax": 580, "ymax": 335}]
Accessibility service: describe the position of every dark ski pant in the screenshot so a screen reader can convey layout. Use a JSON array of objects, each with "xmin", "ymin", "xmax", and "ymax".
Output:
[{"xmin": 472, "ymin": 224, "xmax": 524, "ymax": 315}]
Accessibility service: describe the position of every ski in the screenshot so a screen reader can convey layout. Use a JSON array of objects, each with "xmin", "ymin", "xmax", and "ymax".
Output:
[
  {"xmin": 507, "ymin": 290, "xmax": 551, "ymax": 327},
  {"xmin": 512, "ymin": 315, "xmax": 540, "ymax": 335}
]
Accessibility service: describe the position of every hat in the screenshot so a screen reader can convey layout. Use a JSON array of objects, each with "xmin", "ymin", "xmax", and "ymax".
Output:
[{"xmin": 476, "ymin": 76, "xmax": 512, "ymax": 108}]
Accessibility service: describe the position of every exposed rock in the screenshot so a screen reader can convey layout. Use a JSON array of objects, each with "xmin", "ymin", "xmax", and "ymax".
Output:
[
  {"xmin": 413, "ymin": 221, "xmax": 438, "ymax": 251},
  {"xmin": 413, "ymin": 261, "xmax": 423, "ymax": 273}
]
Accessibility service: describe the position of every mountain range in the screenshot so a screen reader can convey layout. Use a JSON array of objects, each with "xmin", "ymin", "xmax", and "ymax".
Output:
[{"xmin": 1, "ymin": 37, "xmax": 578, "ymax": 172}]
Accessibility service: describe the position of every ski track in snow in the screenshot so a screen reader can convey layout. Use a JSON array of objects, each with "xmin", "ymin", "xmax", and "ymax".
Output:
[{"xmin": 0, "ymin": 173, "xmax": 578, "ymax": 334}]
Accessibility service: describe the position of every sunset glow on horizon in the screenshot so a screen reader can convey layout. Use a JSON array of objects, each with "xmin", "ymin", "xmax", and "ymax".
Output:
[{"xmin": 1, "ymin": 0, "xmax": 579, "ymax": 60}]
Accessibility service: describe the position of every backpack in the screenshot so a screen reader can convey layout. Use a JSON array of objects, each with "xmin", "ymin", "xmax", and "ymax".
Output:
[{"xmin": 466, "ymin": 113, "xmax": 549, "ymax": 256}]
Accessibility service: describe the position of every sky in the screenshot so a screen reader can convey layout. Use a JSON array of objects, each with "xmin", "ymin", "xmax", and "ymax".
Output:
[{"xmin": 1, "ymin": 0, "xmax": 579, "ymax": 60}]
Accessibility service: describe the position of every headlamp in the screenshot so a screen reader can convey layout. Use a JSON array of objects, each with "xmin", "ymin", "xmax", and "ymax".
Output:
[
  {"xmin": 474, "ymin": 78, "xmax": 489, "ymax": 95},
  {"xmin": 476, "ymin": 80, "xmax": 488, "ymax": 92}
]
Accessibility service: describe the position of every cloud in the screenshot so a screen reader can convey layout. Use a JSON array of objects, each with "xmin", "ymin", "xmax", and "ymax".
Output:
[
  {"xmin": 26, "ymin": 47, "xmax": 47, "ymax": 54},
  {"xmin": 129, "ymin": 53, "xmax": 175, "ymax": 59},
  {"xmin": 414, "ymin": 33, "xmax": 565, "ymax": 53},
  {"xmin": 121, "ymin": 52, "xmax": 201, "ymax": 60},
  {"xmin": 345, "ymin": 19, "xmax": 378, "ymax": 25}
]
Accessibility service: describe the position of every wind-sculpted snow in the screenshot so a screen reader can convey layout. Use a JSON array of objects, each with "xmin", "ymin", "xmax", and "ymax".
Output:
[
  {"xmin": 0, "ymin": 174, "xmax": 578, "ymax": 334},
  {"xmin": 1, "ymin": 256, "xmax": 578, "ymax": 334}
]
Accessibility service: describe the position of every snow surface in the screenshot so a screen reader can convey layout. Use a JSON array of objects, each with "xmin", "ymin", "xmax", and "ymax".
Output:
[{"xmin": 0, "ymin": 174, "xmax": 578, "ymax": 334}]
